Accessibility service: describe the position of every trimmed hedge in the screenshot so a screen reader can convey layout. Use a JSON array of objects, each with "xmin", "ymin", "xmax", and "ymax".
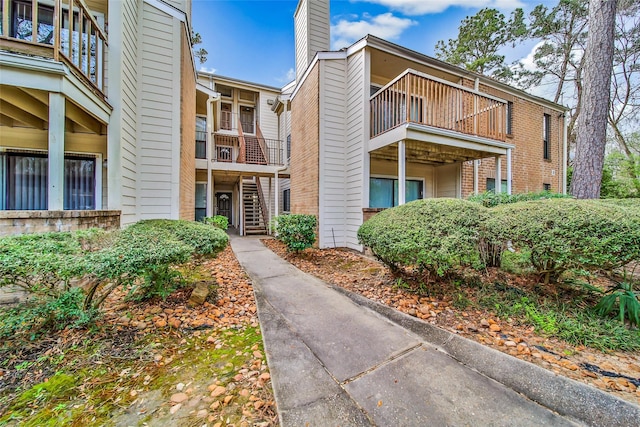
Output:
[
  {"xmin": 274, "ymin": 214, "xmax": 317, "ymax": 252},
  {"xmin": 468, "ymin": 190, "xmax": 570, "ymax": 207},
  {"xmin": 485, "ymin": 199, "xmax": 640, "ymax": 282},
  {"xmin": 357, "ymin": 199, "xmax": 488, "ymax": 277}
]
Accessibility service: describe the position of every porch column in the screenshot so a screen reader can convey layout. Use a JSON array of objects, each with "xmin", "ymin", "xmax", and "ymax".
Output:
[
  {"xmin": 48, "ymin": 93, "xmax": 65, "ymax": 210},
  {"xmin": 506, "ymin": 149, "xmax": 512, "ymax": 195},
  {"xmin": 275, "ymin": 170, "xmax": 280, "ymax": 217},
  {"xmin": 473, "ymin": 160, "xmax": 479, "ymax": 195},
  {"xmin": 398, "ymin": 140, "xmax": 406, "ymax": 205},
  {"xmin": 495, "ymin": 156, "xmax": 502, "ymax": 194},
  {"xmin": 206, "ymin": 173, "xmax": 213, "ymax": 217},
  {"xmin": 239, "ymin": 175, "xmax": 244, "ymax": 236},
  {"xmin": 268, "ymin": 177, "xmax": 272, "ymax": 234}
]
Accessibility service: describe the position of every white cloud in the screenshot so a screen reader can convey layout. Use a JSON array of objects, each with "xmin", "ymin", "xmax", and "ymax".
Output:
[
  {"xmin": 199, "ymin": 66, "xmax": 217, "ymax": 74},
  {"xmin": 276, "ymin": 68, "xmax": 296, "ymax": 84},
  {"xmin": 331, "ymin": 13, "xmax": 417, "ymax": 50},
  {"xmin": 354, "ymin": 0, "xmax": 524, "ymax": 16}
]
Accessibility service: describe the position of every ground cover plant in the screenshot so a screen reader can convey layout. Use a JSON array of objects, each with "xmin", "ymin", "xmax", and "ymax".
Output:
[{"xmin": 0, "ymin": 245, "xmax": 277, "ymax": 426}]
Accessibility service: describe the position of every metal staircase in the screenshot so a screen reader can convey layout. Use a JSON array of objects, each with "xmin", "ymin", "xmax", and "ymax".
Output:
[{"xmin": 242, "ymin": 179, "xmax": 268, "ymax": 235}]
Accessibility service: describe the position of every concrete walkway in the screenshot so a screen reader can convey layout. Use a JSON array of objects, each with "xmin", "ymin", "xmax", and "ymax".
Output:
[{"xmin": 230, "ymin": 236, "xmax": 640, "ymax": 427}]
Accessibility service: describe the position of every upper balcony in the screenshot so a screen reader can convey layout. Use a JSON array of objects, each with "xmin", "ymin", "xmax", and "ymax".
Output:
[
  {"xmin": 369, "ymin": 69, "xmax": 511, "ymax": 162},
  {"xmin": 1, "ymin": 0, "xmax": 107, "ymax": 98}
]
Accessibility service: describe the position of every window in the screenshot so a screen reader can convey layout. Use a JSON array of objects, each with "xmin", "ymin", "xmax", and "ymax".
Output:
[
  {"xmin": 195, "ymin": 116, "xmax": 207, "ymax": 159},
  {"xmin": 369, "ymin": 177, "xmax": 423, "ymax": 208},
  {"xmin": 543, "ymin": 183, "xmax": 551, "ymax": 191},
  {"xmin": 282, "ymin": 189, "xmax": 290, "ymax": 212},
  {"xmin": 286, "ymin": 134, "xmax": 291, "ymax": 160},
  {"xmin": 506, "ymin": 101, "xmax": 513, "ymax": 135},
  {"xmin": 217, "ymin": 85, "xmax": 233, "ymax": 98},
  {"xmin": 543, "ymin": 113, "xmax": 551, "ymax": 160},
  {"xmin": 487, "ymin": 178, "xmax": 508, "ymax": 193},
  {"xmin": 195, "ymin": 183, "xmax": 206, "ymax": 222},
  {"xmin": 220, "ymin": 103, "xmax": 232, "ymax": 130},
  {"xmin": 1, "ymin": 152, "xmax": 96, "ymax": 210}
]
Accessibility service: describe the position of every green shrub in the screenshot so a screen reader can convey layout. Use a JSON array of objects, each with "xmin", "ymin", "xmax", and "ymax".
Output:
[
  {"xmin": 204, "ymin": 215, "xmax": 229, "ymax": 230},
  {"xmin": 485, "ymin": 199, "xmax": 640, "ymax": 283},
  {"xmin": 468, "ymin": 190, "xmax": 570, "ymax": 208},
  {"xmin": 357, "ymin": 199, "xmax": 488, "ymax": 277},
  {"xmin": 274, "ymin": 214, "xmax": 317, "ymax": 252},
  {"xmin": 86, "ymin": 220, "xmax": 228, "ymax": 304}
]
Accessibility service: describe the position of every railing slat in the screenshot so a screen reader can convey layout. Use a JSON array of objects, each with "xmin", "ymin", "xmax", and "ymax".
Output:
[{"xmin": 369, "ymin": 70, "xmax": 507, "ymax": 142}]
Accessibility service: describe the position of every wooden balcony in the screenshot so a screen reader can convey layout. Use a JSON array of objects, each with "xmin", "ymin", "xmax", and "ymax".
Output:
[
  {"xmin": 370, "ymin": 69, "xmax": 507, "ymax": 142},
  {"xmin": 0, "ymin": 0, "xmax": 107, "ymax": 97},
  {"xmin": 213, "ymin": 134, "xmax": 285, "ymax": 167}
]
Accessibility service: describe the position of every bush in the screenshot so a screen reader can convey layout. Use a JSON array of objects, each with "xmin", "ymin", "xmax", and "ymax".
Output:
[
  {"xmin": 274, "ymin": 214, "xmax": 317, "ymax": 252},
  {"xmin": 485, "ymin": 199, "xmax": 640, "ymax": 283},
  {"xmin": 204, "ymin": 215, "xmax": 229, "ymax": 230},
  {"xmin": 357, "ymin": 199, "xmax": 488, "ymax": 277},
  {"xmin": 468, "ymin": 190, "xmax": 570, "ymax": 208}
]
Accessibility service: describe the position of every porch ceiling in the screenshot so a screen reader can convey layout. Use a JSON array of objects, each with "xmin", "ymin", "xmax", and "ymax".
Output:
[
  {"xmin": 369, "ymin": 123, "xmax": 514, "ymax": 165},
  {"xmin": 371, "ymin": 141, "xmax": 491, "ymax": 165},
  {"xmin": 0, "ymin": 85, "xmax": 106, "ymax": 134}
]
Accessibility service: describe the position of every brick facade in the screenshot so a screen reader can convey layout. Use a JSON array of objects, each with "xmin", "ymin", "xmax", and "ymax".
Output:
[
  {"xmin": 460, "ymin": 79, "xmax": 565, "ymax": 197},
  {"xmin": 0, "ymin": 210, "xmax": 121, "ymax": 236},
  {"xmin": 290, "ymin": 63, "xmax": 320, "ymax": 218},
  {"xmin": 179, "ymin": 30, "xmax": 197, "ymax": 220}
]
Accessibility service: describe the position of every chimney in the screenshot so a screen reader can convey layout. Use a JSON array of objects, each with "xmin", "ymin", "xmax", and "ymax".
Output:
[{"xmin": 294, "ymin": 0, "xmax": 330, "ymax": 81}]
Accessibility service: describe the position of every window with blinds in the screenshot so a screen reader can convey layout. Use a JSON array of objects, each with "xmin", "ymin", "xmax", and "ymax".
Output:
[{"xmin": 0, "ymin": 152, "xmax": 96, "ymax": 210}]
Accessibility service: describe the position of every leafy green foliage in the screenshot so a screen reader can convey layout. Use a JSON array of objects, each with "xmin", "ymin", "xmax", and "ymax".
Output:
[
  {"xmin": 204, "ymin": 215, "xmax": 229, "ymax": 230},
  {"xmin": 0, "ymin": 220, "xmax": 229, "ymax": 332},
  {"xmin": 357, "ymin": 199, "xmax": 488, "ymax": 277},
  {"xmin": 0, "ymin": 288, "xmax": 93, "ymax": 339},
  {"xmin": 274, "ymin": 214, "xmax": 317, "ymax": 252},
  {"xmin": 467, "ymin": 190, "xmax": 570, "ymax": 207},
  {"xmin": 485, "ymin": 199, "xmax": 640, "ymax": 283},
  {"xmin": 596, "ymin": 280, "xmax": 640, "ymax": 327},
  {"xmin": 435, "ymin": 8, "xmax": 526, "ymax": 78}
]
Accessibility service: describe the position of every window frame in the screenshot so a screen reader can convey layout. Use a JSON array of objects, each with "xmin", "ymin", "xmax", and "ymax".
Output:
[
  {"xmin": 543, "ymin": 113, "xmax": 551, "ymax": 160},
  {"xmin": 369, "ymin": 175, "xmax": 424, "ymax": 208}
]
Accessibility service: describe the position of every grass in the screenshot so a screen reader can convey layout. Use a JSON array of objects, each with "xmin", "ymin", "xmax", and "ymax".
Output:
[
  {"xmin": 0, "ymin": 325, "xmax": 266, "ymax": 426},
  {"xmin": 465, "ymin": 280, "xmax": 640, "ymax": 352}
]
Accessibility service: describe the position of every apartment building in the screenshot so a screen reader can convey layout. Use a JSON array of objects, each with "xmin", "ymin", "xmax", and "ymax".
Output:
[
  {"xmin": 0, "ymin": 0, "xmax": 197, "ymax": 234},
  {"xmin": 289, "ymin": 0, "xmax": 567, "ymax": 249},
  {"xmin": 194, "ymin": 72, "xmax": 290, "ymax": 235}
]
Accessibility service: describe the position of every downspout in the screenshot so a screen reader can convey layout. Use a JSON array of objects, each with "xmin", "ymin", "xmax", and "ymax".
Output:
[{"xmin": 206, "ymin": 93, "xmax": 220, "ymax": 217}]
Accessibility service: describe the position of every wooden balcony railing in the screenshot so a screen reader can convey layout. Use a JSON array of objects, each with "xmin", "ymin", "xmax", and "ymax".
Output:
[
  {"xmin": 212, "ymin": 133, "xmax": 285, "ymax": 166},
  {"xmin": 370, "ymin": 69, "xmax": 506, "ymax": 142},
  {"xmin": 1, "ymin": 0, "xmax": 107, "ymax": 95}
]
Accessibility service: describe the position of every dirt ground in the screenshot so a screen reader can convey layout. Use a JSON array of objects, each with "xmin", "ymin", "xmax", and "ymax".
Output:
[
  {"xmin": 263, "ymin": 239, "xmax": 640, "ymax": 407},
  {"xmin": 0, "ymin": 246, "xmax": 278, "ymax": 427}
]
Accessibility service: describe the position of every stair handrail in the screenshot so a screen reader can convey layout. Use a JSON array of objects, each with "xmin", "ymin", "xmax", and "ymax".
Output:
[
  {"xmin": 237, "ymin": 118, "xmax": 246, "ymax": 163},
  {"xmin": 254, "ymin": 178, "xmax": 270, "ymax": 230},
  {"xmin": 255, "ymin": 125, "xmax": 270, "ymax": 165}
]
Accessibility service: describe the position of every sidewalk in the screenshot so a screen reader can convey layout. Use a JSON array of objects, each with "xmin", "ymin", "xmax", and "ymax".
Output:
[{"xmin": 230, "ymin": 236, "xmax": 640, "ymax": 427}]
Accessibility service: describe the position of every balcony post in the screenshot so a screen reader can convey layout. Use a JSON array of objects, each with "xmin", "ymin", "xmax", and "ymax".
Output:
[
  {"xmin": 495, "ymin": 156, "xmax": 502, "ymax": 194},
  {"xmin": 506, "ymin": 149, "xmax": 512, "ymax": 195},
  {"xmin": 473, "ymin": 160, "xmax": 479, "ymax": 195},
  {"xmin": 398, "ymin": 140, "xmax": 406, "ymax": 205},
  {"xmin": 48, "ymin": 93, "xmax": 65, "ymax": 210}
]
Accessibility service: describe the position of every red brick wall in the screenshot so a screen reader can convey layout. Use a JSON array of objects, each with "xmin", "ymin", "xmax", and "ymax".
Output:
[{"xmin": 460, "ymin": 79, "xmax": 564, "ymax": 197}]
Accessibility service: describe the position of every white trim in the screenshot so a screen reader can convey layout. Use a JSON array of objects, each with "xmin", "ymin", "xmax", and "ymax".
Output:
[
  {"xmin": 143, "ymin": 0, "xmax": 186, "ymax": 22},
  {"xmin": 48, "ymin": 93, "xmax": 65, "ymax": 210},
  {"xmin": 495, "ymin": 156, "xmax": 502, "ymax": 194},
  {"xmin": 398, "ymin": 140, "xmax": 406, "ymax": 205},
  {"xmin": 318, "ymin": 61, "xmax": 326, "ymax": 248},
  {"xmin": 291, "ymin": 51, "xmax": 347, "ymax": 99},
  {"xmin": 362, "ymin": 49, "xmax": 371, "ymax": 210},
  {"xmin": 562, "ymin": 115, "xmax": 568, "ymax": 195},
  {"xmin": 506, "ymin": 148, "xmax": 512, "ymax": 195}
]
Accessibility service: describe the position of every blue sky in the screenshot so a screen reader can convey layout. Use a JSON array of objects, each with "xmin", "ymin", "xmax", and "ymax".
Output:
[{"xmin": 192, "ymin": 0, "xmax": 555, "ymax": 88}]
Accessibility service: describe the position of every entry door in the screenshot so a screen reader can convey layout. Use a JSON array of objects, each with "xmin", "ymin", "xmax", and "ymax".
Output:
[{"xmin": 216, "ymin": 192, "xmax": 232, "ymax": 223}]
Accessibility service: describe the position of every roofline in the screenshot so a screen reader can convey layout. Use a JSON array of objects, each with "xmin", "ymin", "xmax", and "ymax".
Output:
[
  {"xmin": 197, "ymin": 71, "xmax": 282, "ymax": 93},
  {"xmin": 363, "ymin": 35, "xmax": 568, "ymax": 112}
]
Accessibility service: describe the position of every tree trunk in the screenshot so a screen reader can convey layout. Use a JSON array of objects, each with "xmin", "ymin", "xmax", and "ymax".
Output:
[{"xmin": 570, "ymin": 0, "xmax": 618, "ymax": 199}]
